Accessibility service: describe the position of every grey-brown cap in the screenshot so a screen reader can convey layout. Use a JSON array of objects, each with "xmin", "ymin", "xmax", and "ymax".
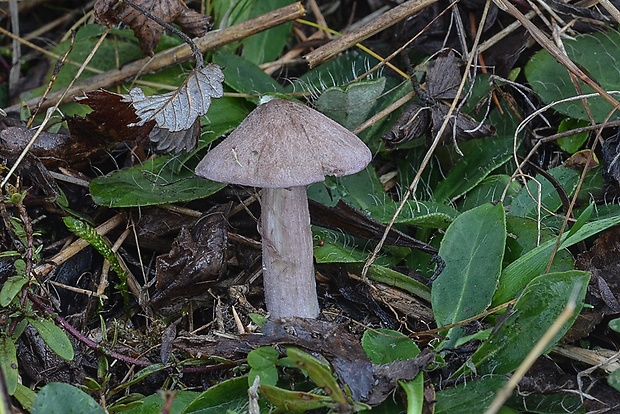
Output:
[{"xmin": 195, "ymin": 99, "xmax": 372, "ymax": 188}]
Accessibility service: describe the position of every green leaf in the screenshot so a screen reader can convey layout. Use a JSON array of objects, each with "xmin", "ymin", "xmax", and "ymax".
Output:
[
  {"xmin": 367, "ymin": 200, "xmax": 458, "ymax": 229},
  {"xmin": 27, "ymin": 318, "xmax": 74, "ymax": 361},
  {"xmin": 557, "ymin": 118, "xmax": 589, "ymax": 154},
  {"xmin": 0, "ymin": 274, "xmax": 28, "ymax": 307},
  {"xmin": 493, "ymin": 214, "xmax": 620, "ymax": 305},
  {"xmin": 525, "ymin": 30, "xmax": 620, "ymax": 122},
  {"xmin": 0, "ymin": 337, "xmax": 18, "ymax": 395},
  {"xmin": 90, "ymin": 154, "xmax": 226, "ymax": 208},
  {"xmin": 13, "ymin": 383, "xmax": 37, "ymax": 412},
  {"xmin": 32, "ymin": 383, "xmax": 104, "ymax": 414},
  {"xmin": 609, "ymin": 317, "xmax": 620, "ymax": 333},
  {"xmin": 248, "ymin": 347, "xmax": 280, "ymax": 387},
  {"xmin": 470, "ymin": 270, "xmax": 589, "ymax": 375},
  {"xmin": 365, "ymin": 265, "xmax": 431, "ymax": 302},
  {"xmin": 259, "ymin": 384, "xmax": 335, "ymax": 413},
  {"xmin": 399, "ymin": 374, "xmax": 424, "ymax": 414},
  {"xmin": 504, "ymin": 216, "xmax": 573, "ymax": 271},
  {"xmin": 29, "ymin": 25, "xmax": 142, "ymax": 98},
  {"xmin": 315, "ymin": 77, "xmax": 386, "ymax": 130},
  {"xmin": 241, "ymin": 0, "xmax": 295, "ymax": 64},
  {"xmin": 608, "ymin": 369, "xmax": 620, "ymax": 392},
  {"xmin": 460, "ymin": 175, "xmax": 521, "ymax": 211},
  {"xmin": 508, "ymin": 166, "xmax": 580, "ymax": 218},
  {"xmin": 214, "ymin": 50, "xmax": 285, "ymax": 98},
  {"xmin": 507, "ymin": 393, "xmax": 584, "ymax": 414},
  {"xmin": 121, "ymin": 391, "xmax": 201, "ymax": 414},
  {"xmin": 286, "ymin": 348, "xmax": 348, "ymax": 406},
  {"xmin": 434, "ymin": 375, "xmax": 507, "ymax": 414},
  {"xmin": 183, "ymin": 376, "xmax": 249, "ymax": 414},
  {"xmin": 431, "ymin": 203, "xmax": 506, "ymax": 346},
  {"xmin": 362, "ymin": 329, "xmax": 420, "ymax": 364},
  {"xmin": 308, "ymin": 166, "xmax": 385, "ymax": 210},
  {"xmin": 433, "ymin": 135, "xmax": 513, "ymax": 203}
]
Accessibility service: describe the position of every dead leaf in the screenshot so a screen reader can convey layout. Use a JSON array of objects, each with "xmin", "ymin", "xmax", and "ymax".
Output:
[
  {"xmin": 70, "ymin": 89, "xmax": 155, "ymax": 145},
  {"xmin": 384, "ymin": 50, "xmax": 495, "ymax": 147},
  {"xmin": 125, "ymin": 63, "xmax": 224, "ymax": 134},
  {"xmin": 151, "ymin": 206, "xmax": 228, "ymax": 313},
  {"xmin": 94, "ymin": 0, "xmax": 211, "ymax": 56}
]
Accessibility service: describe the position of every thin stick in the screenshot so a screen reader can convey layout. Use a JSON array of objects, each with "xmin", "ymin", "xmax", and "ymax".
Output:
[
  {"xmin": 4, "ymin": 2, "xmax": 306, "ymax": 113},
  {"xmin": 304, "ymin": 0, "xmax": 438, "ymax": 68}
]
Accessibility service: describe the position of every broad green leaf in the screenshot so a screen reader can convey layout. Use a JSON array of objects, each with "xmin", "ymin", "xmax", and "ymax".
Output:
[
  {"xmin": 431, "ymin": 203, "xmax": 506, "ymax": 346},
  {"xmin": 525, "ymin": 30, "xmax": 620, "ymax": 122},
  {"xmin": 90, "ymin": 155, "xmax": 225, "ymax": 208},
  {"xmin": 242, "ymin": 0, "xmax": 295, "ymax": 64},
  {"xmin": 122, "ymin": 391, "xmax": 201, "ymax": 414},
  {"xmin": 27, "ymin": 318, "xmax": 74, "ymax": 361},
  {"xmin": 557, "ymin": 118, "xmax": 589, "ymax": 154},
  {"xmin": 32, "ymin": 383, "xmax": 104, "ymax": 414},
  {"xmin": 362, "ymin": 329, "xmax": 420, "ymax": 364},
  {"xmin": 469, "ymin": 270, "xmax": 589, "ymax": 375},
  {"xmin": 214, "ymin": 50, "xmax": 285, "ymax": 98},
  {"xmin": 508, "ymin": 166, "xmax": 580, "ymax": 218},
  {"xmin": 434, "ymin": 375, "xmax": 507, "ymax": 414},
  {"xmin": 183, "ymin": 376, "xmax": 249, "ymax": 414},
  {"xmin": 433, "ymin": 135, "xmax": 513, "ymax": 202},
  {"xmin": 0, "ymin": 275, "xmax": 28, "ymax": 307},
  {"xmin": 367, "ymin": 200, "xmax": 459, "ymax": 229},
  {"xmin": 460, "ymin": 175, "xmax": 520, "ymax": 211},
  {"xmin": 493, "ymin": 214, "xmax": 620, "ymax": 305},
  {"xmin": 0, "ymin": 337, "xmax": 17, "ymax": 395},
  {"xmin": 248, "ymin": 347, "xmax": 280, "ymax": 387},
  {"xmin": 315, "ymin": 77, "xmax": 386, "ymax": 130}
]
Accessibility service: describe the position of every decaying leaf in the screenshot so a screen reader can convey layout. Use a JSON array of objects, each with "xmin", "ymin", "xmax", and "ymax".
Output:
[
  {"xmin": 151, "ymin": 206, "xmax": 228, "ymax": 314},
  {"xmin": 94, "ymin": 0, "xmax": 212, "ymax": 55},
  {"xmin": 124, "ymin": 64, "xmax": 224, "ymax": 152},
  {"xmin": 384, "ymin": 50, "xmax": 495, "ymax": 147},
  {"xmin": 70, "ymin": 89, "xmax": 155, "ymax": 144}
]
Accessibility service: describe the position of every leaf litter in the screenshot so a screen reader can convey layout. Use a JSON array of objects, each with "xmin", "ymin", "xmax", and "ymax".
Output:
[{"xmin": 3, "ymin": 1, "xmax": 620, "ymax": 413}]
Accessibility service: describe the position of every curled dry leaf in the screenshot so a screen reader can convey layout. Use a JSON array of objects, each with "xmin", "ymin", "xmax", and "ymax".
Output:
[
  {"xmin": 126, "ymin": 64, "xmax": 224, "ymax": 132},
  {"xmin": 94, "ymin": 0, "xmax": 212, "ymax": 56}
]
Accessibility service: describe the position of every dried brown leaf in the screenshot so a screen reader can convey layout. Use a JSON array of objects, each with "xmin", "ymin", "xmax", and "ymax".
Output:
[
  {"xmin": 94, "ymin": 0, "xmax": 210, "ymax": 55},
  {"xmin": 71, "ymin": 89, "xmax": 155, "ymax": 144}
]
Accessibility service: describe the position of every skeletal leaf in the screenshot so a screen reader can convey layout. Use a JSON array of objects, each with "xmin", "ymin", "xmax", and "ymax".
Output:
[{"xmin": 127, "ymin": 64, "xmax": 224, "ymax": 134}]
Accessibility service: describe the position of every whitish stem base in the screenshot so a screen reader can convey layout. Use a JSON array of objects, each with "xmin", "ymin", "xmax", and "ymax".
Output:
[{"xmin": 260, "ymin": 186, "xmax": 319, "ymax": 319}]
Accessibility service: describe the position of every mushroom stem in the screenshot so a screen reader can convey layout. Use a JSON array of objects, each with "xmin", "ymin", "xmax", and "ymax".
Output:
[{"xmin": 260, "ymin": 186, "xmax": 319, "ymax": 319}]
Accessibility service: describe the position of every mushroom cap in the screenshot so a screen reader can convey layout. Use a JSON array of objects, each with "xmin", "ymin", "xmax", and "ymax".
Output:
[{"xmin": 195, "ymin": 99, "xmax": 372, "ymax": 188}]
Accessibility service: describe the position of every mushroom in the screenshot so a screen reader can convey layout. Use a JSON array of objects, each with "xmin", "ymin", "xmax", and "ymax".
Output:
[{"xmin": 195, "ymin": 98, "xmax": 371, "ymax": 319}]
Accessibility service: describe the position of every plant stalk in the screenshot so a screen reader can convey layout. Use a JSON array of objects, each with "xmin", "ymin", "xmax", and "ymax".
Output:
[{"xmin": 261, "ymin": 187, "xmax": 319, "ymax": 319}]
